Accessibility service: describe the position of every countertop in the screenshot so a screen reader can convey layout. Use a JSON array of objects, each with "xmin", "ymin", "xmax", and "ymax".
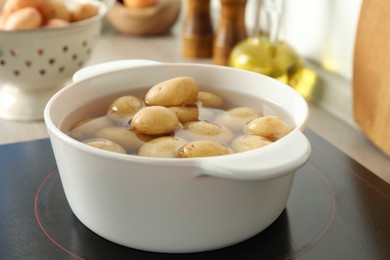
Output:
[{"xmin": 1, "ymin": 21, "xmax": 389, "ymax": 184}]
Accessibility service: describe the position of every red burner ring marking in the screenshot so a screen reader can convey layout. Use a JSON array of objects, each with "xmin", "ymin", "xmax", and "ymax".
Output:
[
  {"xmin": 34, "ymin": 169, "xmax": 85, "ymax": 260},
  {"xmin": 34, "ymin": 164, "xmax": 335, "ymax": 260},
  {"xmin": 285, "ymin": 163, "xmax": 337, "ymax": 260}
]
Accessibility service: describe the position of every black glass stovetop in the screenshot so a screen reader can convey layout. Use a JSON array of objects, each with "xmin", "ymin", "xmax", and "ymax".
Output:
[{"xmin": 0, "ymin": 129, "xmax": 389, "ymax": 260}]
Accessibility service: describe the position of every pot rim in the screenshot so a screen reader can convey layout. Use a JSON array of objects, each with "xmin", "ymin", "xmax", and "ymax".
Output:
[{"xmin": 44, "ymin": 61, "xmax": 311, "ymax": 181}]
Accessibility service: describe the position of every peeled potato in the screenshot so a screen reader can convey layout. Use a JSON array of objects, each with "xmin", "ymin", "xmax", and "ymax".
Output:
[
  {"xmin": 67, "ymin": 75, "xmax": 292, "ymax": 159},
  {"xmin": 1, "ymin": 0, "xmax": 99, "ymax": 30},
  {"xmin": 95, "ymin": 126, "xmax": 154, "ymax": 153},
  {"xmin": 198, "ymin": 107, "xmax": 224, "ymax": 122},
  {"xmin": 198, "ymin": 91, "xmax": 224, "ymax": 108},
  {"xmin": 44, "ymin": 18, "xmax": 68, "ymax": 28},
  {"xmin": 244, "ymin": 116, "xmax": 291, "ymax": 141},
  {"xmin": 0, "ymin": 13, "xmax": 7, "ymax": 29},
  {"xmin": 83, "ymin": 138, "xmax": 126, "ymax": 154},
  {"xmin": 176, "ymin": 120, "xmax": 233, "ymax": 143},
  {"xmin": 124, "ymin": 0, "xmax": 157, "ymax": 8},
  {"xmin": 216, "ymin": 107, "xmax": 263, "ymax": 131},
  {"xmin": 231, "ymin": 135, "xmax": 272, "ymax": 153},
  {"xmin": 179, "ymin": 140, "xmax": 233, "ymax": 158},
  {"xmin": 4, "ymin": 7, "xmax": 42, "ymax": 30},
  {"xmin": 138, "ymin": 136, "xmax": 188, "ymax": 158},
  {"xmin": 168, "ymin": 105, "xmax": 199, "ymax": 123},
  {"xmin": 145, "ymin": 77, "xmax": 199, "ymax": 107},
  {"xmin": 70, "ymin": 2, "xmax": 99, "ymax": 22},
  {"xmin": 107, "ymin": 95, "xmax": 146, "ymax": 123},
  {"xmin": 40, "ymin": 0, "xmax": 70, "ymax": 22},
  {"xmin": 2, "ymin": 0, "xmax": 43, "ymax": 16},
  {"xmin": 130, "ymin": 106, "xmax": 181, "ymax": 135},
  {"xmin": 69, "ymin": 116, "xmax": 114, "ymax": 141}
]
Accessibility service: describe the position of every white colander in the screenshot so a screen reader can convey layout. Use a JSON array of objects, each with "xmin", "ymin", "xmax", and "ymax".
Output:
[{"xmin": 0, "ymin": 0, "xmax": 112, "ymax": 121}]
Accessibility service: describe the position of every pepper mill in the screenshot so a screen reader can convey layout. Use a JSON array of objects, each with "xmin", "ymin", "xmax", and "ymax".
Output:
[
  {"xmin": 213, "ymin": 0, "xmax": 248, "ymax": 66},
  {"xmin": 182, "ymin": 0, "xmax": 213, "ymax": 58}
]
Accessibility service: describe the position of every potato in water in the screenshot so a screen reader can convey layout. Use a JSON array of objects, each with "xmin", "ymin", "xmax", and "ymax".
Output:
[
  {"xmin": 216, "ymin": 107, "xmax": 263, "ymax": 132},
  {"xmin": 168, "ymin": 105, "xmax": 199, "ymax": 123},
  {"xmin": 70, "ymin": 116, "xmax": 114, "ymax": 141},
  {"xmin": 145, "ymin": 77, "xmax": 199, "ymax": 106},
  {"xmin": 177, "ymin": 120, "xmax": 233, "ymax": 143},
  {"xmin": 138, "ymin": 136, "xmax": 188, "ymax": 158},
  {"xmin": 130, "ymin": 106, "xmax": 181, "ymax": 135},
  {"xmin": 83, "ymin": 138, "xmax": 126, "ymax": 154},
  {"xmin": 68, "ymin": 76, "xmax": 292, "ymax": 158},
  {"xmin": 231, "ymin": 135, "xmax": 272, "ymax": 153},
  {"xmin": 107, "ymin": 95, "xmax": 145, "ymax": 123},
  {"xmin": 95, "ymin": 126, "xmax": 153, "ymax": 153},
  {"xmin": 179, "ymin": 140, "xmax": 233, "ymax": 158},
  {"xmin": 244, "ymin": 116, "xmax": 291, "ymax": 141},
  {"xmin": 198, "ymin": 91, "xmax": 224, "ymax": 108}
]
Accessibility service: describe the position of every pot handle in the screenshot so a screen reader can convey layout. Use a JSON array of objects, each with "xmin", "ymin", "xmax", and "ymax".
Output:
[
  {"xmin": 197, "ymin": 130, "xmax": 311, "ymax": 181},
  {"xmin": 72, "ymin": 59, "xmax": 161, "ymax": 82}
]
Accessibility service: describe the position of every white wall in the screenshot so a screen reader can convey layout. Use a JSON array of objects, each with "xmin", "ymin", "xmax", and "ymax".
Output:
[{"xmin": 282, "ymin": 0, "xmax": 362, "ymax": 80}]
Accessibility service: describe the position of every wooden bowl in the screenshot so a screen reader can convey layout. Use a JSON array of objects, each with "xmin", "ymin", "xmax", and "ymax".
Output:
[{"xmin": 107, "ymin": 0, "xmax": 181, "ymax": 36}]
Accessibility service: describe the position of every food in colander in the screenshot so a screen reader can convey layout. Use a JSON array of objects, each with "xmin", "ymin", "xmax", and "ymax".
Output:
[
  {"xmin": 2, "ymin": 6, "xmax": 42, "ymax": 30},
  {"xmin": 123, "ymin": 0, "xmax": 157, "ymax": 9},
  {"xmin": 68, "ymin": 76, "xmax": 292, "ymax": 157},
  {"xmin": 0, "ymin": 0, "xmax": 99, "ymax": 30}
]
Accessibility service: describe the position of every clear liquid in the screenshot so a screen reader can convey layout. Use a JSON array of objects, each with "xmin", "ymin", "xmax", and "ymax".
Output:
[
  {"xmin": 59, "ymin": 85, "xmax": 296, "ymax": 157},
  {"xmin": 60, "ymin": 86, "xmax": 295, "ymax": 134}
]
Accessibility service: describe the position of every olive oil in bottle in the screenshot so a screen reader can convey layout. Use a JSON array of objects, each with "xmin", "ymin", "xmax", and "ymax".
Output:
[{"xmin": 228, "ymin": 0, "xmax": 317, "ymax": 100}]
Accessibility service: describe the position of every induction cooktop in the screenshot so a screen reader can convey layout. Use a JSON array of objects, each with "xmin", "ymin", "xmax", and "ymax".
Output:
[{"xmin": 0, "ymin": 129, "xmax": 389, "ymax": 260}]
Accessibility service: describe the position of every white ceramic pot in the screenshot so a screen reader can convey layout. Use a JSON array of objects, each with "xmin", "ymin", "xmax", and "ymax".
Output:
[{"xmin": 44, "ymin": 60, "xmax": 311, "ymax": 253}]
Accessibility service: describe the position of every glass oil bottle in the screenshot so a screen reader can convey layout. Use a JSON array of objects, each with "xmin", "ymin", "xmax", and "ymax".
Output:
[{"xmin": 229, "ymin": 0, "xmax": 317, "ymax": 100}]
